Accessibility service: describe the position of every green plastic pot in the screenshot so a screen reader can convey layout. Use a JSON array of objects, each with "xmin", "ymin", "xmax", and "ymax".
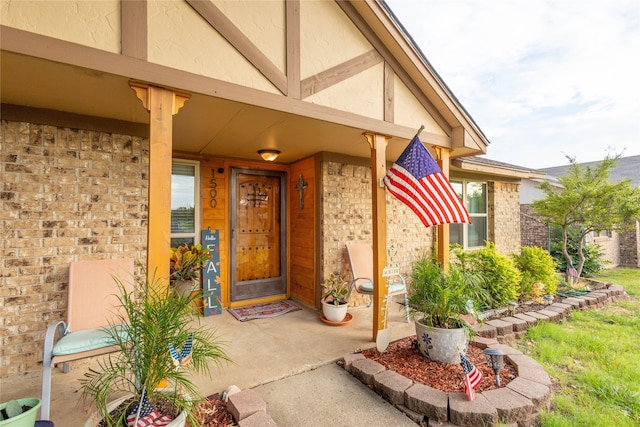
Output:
[{"xmin": 0, "ymin": 398, "xmax": 41, "ymax": 427}]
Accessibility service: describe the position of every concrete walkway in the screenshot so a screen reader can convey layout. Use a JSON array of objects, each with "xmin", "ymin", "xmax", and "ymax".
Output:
[
  {"xmin": 254, "ymin": 363, "xmax": 416, "ymax": 427},
  {"xmin": 1, "ymin": 298, "xmax": 416, "ymax": 426}
]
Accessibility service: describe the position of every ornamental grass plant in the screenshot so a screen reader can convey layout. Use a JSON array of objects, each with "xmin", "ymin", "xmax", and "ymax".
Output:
[{"xmin": 80, "ymin": 269, "xmax": 230, "ymax": 427}]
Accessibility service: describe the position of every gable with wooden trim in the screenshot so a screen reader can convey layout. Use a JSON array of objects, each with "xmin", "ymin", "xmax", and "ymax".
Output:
[{"xmin": 1, "ymin": 0, "xmax": 494, "ymax": 377}]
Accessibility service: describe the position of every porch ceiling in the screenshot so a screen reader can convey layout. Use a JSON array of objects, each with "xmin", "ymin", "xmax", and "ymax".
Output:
[{"xmin": 1, "ymin": 52, "xmax": 415, "ymax": 164}]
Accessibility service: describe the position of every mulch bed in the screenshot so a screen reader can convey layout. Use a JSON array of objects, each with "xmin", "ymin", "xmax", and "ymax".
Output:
[
  {"xmin": 361, "ymin": 336, "xmax": 518, "ymax": 393},
  {"xmin": 188, "ymin": 393, "xmax": 235, "ymax": 427}
]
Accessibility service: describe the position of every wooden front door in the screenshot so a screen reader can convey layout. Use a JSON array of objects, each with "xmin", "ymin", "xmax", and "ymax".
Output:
[{"xmin": 230, "ymin": 169, "xmax": 286, "ymax": 302}]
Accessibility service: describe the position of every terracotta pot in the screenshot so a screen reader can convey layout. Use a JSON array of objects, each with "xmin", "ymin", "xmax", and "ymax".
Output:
[
  {"xmin": 322, "ymin": 300, "xmax": 348, "ymax": 322},
  {"xmin": 414, "ymin": 318, "xmax": 468, "ymax": 364}
]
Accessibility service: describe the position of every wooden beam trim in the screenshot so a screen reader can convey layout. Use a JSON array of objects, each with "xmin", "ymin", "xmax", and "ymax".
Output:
[
  {"xmin": 0, "ymin": 26, "xmax": 454, "ymax": 147},
  {"xmin": 363, "ymin": 1, "xmax": 488, "ymax": 145},
  {"xmin": 286, "ymin": 0, "xmax": 301, "ymax": 99},
  {"xmin": 384, "ymin": 61, "xmax": 394, "ymax": 123},
  {"xmin": 121, "ymin": 0, "xmax": 147, "ymax": 60},
  {"xmin": 0, "ymin": 103, "xmax": 149, "ymax": 137},
  {"xmin": 336, "ymin": 1, "xmax": 452, "ymax": 136},
  {"xmin": 185, "ymin": 0, "xmax": 288, "ymax": 95},
  {"xmin": 300, "ymin": 50, "xmax": 383, "ymax": 99}
]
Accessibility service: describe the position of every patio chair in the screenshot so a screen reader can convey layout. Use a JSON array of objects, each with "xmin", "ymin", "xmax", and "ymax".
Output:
[
  {"xmin": 345, "ymin": 243, "xmax": 410, "ymax": 322},
  {"xmin": 40, "ymin": 258, "xmax": 134, "ymax": 420}
]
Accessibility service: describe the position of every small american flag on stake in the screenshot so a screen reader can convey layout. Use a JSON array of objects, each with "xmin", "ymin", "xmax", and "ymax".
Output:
[
  {"xmin": 383, "ymin": 134, "xmax": 471, "ymax": 228},
  {"xmin": 568, "ymin": 264, "xmax": 579, "ymax": 278},
  {"xmin": 126, "ymin": 394, "xmax": 172, "ymax": 427},
  {"xmin": 460, "ymin": 352, "xmax": 483, "ymax": 401}
]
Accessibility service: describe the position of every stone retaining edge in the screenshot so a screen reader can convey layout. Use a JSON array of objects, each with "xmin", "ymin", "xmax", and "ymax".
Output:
[{"xmin": 342, "ymin": 284, "xmax": 628, "ymax": 427}]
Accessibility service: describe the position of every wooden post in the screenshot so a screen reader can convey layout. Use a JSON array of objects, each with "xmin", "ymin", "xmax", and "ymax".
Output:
[
  {"xmin": 435, "ymin": 146, "xmax": 451, "ymax": 270},
  {"xmin": 364, "ymin": 132, "xmax": 390, "ymax": 341},
  {"xmin": 130, "ymin": 83, "xmax": 190, "ymax": 285}
]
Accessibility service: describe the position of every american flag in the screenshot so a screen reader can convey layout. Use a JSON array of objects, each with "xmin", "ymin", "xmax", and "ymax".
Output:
[
  {"xmin": 460, "ymin": 352, "xmax": 483, "ymax": 401},
  {"xmin": 169, "ymin": 333, "xmax": 193, "ymax": 367},
  {"xmin": 383, "ymin": 135, "xmax": 471, "ymax": 227},
  {"xmin": 126, "ymin": 395, "xmax": 173, "ymax": 427}
]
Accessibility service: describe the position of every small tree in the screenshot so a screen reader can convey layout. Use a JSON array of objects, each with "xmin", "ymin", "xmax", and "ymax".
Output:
[{"xmin": 533, "ymin": 154, "xmax": 640, "ymax": 278}]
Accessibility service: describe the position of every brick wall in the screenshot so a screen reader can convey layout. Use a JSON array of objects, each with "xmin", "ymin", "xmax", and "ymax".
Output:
[
  {"xmin": 488, "ymin": 181, "xmax": 521, "ymax": 254},
  {"xmin": 320, "ymin": 161, "xmax": 432, "ymax": 306},
  {"xmin": 0, "ymin": 120, "xmax": 148, "ymax": 378},
  {"xmin": 520, "ymin": 204, "xmax": 550, "ymax": 250},
  {"xmin": 619, "ymin": 222, "xmax": 640, "ymax": 267}
]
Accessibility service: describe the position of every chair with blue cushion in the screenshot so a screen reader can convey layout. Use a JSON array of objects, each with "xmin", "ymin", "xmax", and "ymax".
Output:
[
  {"xmin": 40, "ymin": 258, "xmax": 133, "ymax": 420},
  {"xmin": 345, "ymin": 243, "xmax": 410, "ymax": 322}
]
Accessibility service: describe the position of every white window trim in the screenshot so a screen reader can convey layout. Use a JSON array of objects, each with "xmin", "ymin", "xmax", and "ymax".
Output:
[
  {"xmin": 171, "ymin": 159, "xmax": 201, "ymax": 244},
  {"xmin": 451, "ymin": 179, "xmax": 488, "ymax": 250}
]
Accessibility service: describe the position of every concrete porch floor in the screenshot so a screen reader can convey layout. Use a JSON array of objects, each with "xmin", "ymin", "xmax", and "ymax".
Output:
[{"xmin": 1, "ymin": 298, "xmax": 416, "ymax": 426}]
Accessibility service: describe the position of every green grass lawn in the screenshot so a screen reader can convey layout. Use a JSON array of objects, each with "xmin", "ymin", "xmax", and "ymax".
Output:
[{"xmin": 516, "ymin": 268, "xmax": 640, "ymax": 426}]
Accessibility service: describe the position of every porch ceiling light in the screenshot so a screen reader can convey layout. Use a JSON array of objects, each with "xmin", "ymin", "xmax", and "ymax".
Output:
[{"xmin": 258, "ymin": 149, "xmax": 280, "ymax": 162}]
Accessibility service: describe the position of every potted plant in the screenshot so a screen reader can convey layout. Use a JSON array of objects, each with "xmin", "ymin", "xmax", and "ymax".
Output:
[
  {"xmin": 321, "ymin": 273, "xmax": 350, "ymax": 322},
  {"xmin": 170, "ymin": 243, "xmax": 212, "ymax": 296},
  {"xmin": 80, "ymin": 269, "xmax": 230, "ymax": 427},
  {"xmin": 408, "ymin": 254, "xmax": 487, "ymax": 364},
  {"xmin": 0, "ymin": 398, "xmax": 41, "ymax": 427}
]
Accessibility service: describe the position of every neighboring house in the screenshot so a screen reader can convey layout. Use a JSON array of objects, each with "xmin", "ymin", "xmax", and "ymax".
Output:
[
  {"xmin": 520, "ymin": 155, "xmax": 640, "ymax": 268},
  {"xmin": 1, "ymin": 0, "xmax": 531, "ymax": 378}
]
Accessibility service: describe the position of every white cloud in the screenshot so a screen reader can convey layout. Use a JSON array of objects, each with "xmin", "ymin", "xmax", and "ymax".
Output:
[{"xmin": 385, "ymin": 0, "xmax": 640, "ymax": 168}]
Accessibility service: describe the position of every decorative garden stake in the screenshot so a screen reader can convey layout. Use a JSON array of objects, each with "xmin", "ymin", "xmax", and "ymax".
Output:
[{"xmin": 483, "ymin": 348, "xmax": 506, "ymax": 386}]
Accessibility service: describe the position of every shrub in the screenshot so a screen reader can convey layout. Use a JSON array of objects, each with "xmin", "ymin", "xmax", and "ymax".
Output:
[
  {"xmin": 512, "ymin": 246, "xmax": 558, "ymax": 300},
  {"xmin": 452, "ymin": 242, "xmax": 520, "ymax": 309},
  {"xmin": 550, "ymin": 226, "xmax": 608, "ymax": 277}
]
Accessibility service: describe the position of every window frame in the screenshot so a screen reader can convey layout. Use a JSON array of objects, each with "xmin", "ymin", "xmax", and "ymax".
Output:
[
  {"xmin": 170, "ymin": 159, "xmax": 201, "ymax": 246},
  {"xmin": 449, "ymin": 179, "xmax": 488, "ymax": 250}
]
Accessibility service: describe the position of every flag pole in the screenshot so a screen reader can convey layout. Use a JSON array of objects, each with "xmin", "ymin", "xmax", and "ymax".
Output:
[{"xmin": 414, "ymin": 125, "xmax": 425, "ymax": 139}]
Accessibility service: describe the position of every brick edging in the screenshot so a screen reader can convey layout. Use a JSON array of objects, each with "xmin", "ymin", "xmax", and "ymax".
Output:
[{"xmin": 342, "ymin": 283, "xmax": 628, "ymax": 426}]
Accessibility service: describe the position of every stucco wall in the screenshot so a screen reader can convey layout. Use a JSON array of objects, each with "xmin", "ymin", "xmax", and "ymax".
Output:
[
  {"xmin": 0, "ymin": 120, "xmax": 149, "ymax": 378},
  {"xmin": 320, "ymin": 160, "xmax": 433, "ymax": 307},
  {"xmin": 591, "ymin": 234, "xmax": 621, "ymax": 268},
  {"xmin": 0, "ymin": 0, "xmax": 120, "ymax": 53}
]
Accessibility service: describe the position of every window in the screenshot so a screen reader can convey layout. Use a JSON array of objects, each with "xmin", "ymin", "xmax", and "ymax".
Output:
[
  {"xmin": 449, "ymin": 180, "xmax": 487, "ymax": 249},
  {"xmin": 171, "ymin": 161, "xmax": 200, "ymax": 247}
]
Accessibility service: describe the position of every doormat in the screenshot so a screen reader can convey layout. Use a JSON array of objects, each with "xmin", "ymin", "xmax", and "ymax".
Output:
[{"xmin": 227, "ymin": 300, "xmax": 301, "ymax": 322}]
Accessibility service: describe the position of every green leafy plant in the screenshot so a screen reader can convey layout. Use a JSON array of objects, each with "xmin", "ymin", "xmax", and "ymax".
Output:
[
  {"xmin": 407, "ymin": 254, "xmax": 488, "ymax": 331},
  {"xmin": 452, "ymin": 242, "xmax": 519, "ymax": 309},
  {"xmin": 321, "ymin": 273, "xmax": 349, "ymax": 306},
  {"xmin": 532, "ymin": 153, "xmax": 640, "ymax": 277},
  {"xmin": 169, "ymin": 243, "xmax": 212, "ymax": 282},
  {"xmin": 512, "ymin": 246, "xmax": 558, "ymax": 300},
  {"xmin": 80, "ymin": 269, "xmax": 230, "ymax": 426},
  {"xmin": 550, "ymin": 225, "xmax": 608, "ymax": 277}
]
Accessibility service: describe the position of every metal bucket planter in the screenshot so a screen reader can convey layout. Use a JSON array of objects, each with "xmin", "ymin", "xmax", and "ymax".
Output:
[
  {"xmin": 414, "ymin": 319, "xmax": 468, "ymax": 364},
  {"xmin": 83, "ymin": 392, "xmax": 187, "ymax": 427}
]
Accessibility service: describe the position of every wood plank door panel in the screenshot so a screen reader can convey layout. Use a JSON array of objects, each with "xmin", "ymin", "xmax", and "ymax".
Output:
[{"xmin": 231, "ymin": 169, "xmax": 286, "ymax": 301}]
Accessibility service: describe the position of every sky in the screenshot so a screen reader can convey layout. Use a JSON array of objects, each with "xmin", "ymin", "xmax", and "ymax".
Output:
[{"xmin": 384, "ymin": 0, "xmax": 640, "ymax": 169}]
